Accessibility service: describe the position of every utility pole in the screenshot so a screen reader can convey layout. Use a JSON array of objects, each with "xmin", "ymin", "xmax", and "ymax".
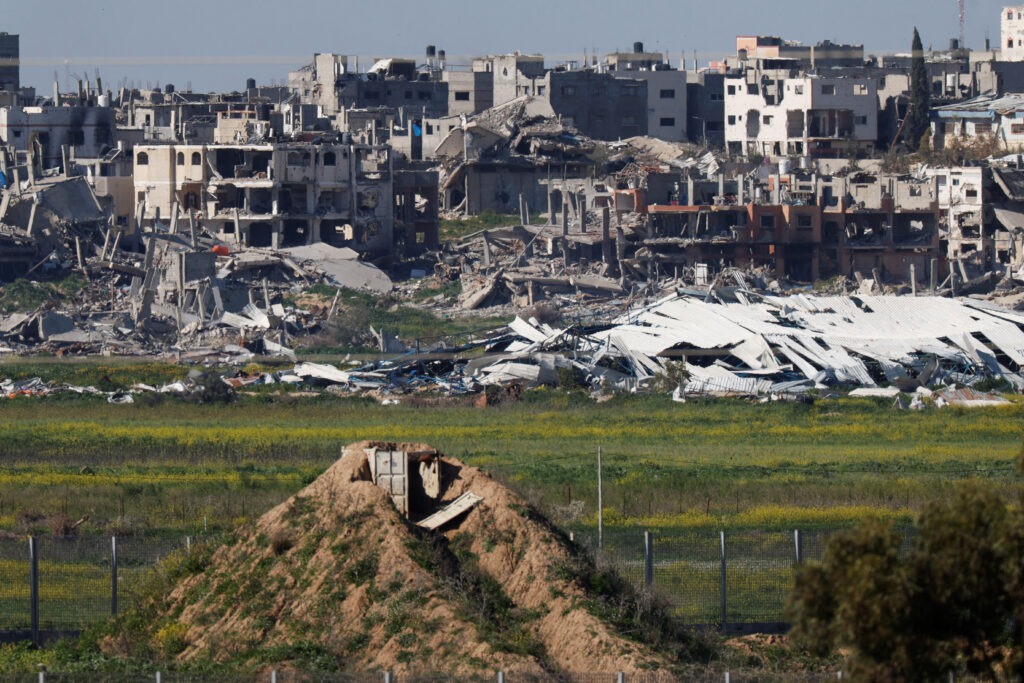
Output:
[{"xmin": 597, "ymin": 445, "xmax": 604, "ymax": 549}]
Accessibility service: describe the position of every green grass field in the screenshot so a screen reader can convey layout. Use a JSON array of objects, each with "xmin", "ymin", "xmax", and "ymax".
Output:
[{"xmin": 0, "ymin": 390, "xmax": 1019, "ymax": 537}]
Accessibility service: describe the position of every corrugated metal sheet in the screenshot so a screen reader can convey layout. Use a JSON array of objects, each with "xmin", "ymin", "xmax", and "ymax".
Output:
[{"xmin": 417, "ymin": 492, "xmax": 483, "ymax": 530}]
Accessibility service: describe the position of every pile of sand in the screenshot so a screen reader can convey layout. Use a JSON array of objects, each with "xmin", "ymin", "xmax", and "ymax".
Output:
[{"xmin": 110, "ymin": 442, "xmax": 682, "ymax": 678}]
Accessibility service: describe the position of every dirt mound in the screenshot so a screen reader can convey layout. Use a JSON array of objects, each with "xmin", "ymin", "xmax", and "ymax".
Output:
[{"xmin": 109, "ymin": 442, "xmax": 683, "ymax": 677}]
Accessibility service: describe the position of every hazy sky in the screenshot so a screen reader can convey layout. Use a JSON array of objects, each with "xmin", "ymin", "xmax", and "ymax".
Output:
[{"xmin": 4, "ymin": 0, "xmax": 1012, "ymax": 93}]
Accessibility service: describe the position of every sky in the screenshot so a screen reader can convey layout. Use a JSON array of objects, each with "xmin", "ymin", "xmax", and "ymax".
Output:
[{"xmin": 3, "ymin": 0, "xmax": 1013, "ymax": 94}]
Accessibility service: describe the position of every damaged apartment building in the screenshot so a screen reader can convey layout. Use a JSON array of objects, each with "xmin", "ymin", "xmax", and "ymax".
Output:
[
  {"xmin": 540, "ymin": 164, "xmax": 945, "ymax": 285},
  {"xmin": 133, "ymin": 139, "xmax": 438, "ymax": 261},
  {"xmin": 723, "ymin": 72, "xmax": 878, "ymax": 158}
]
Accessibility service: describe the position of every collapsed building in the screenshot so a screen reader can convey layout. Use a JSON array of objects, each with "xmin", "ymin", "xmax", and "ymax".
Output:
[
  {"xmin": 487, "ymin": 163, "xmax": 943, "ymax": 291},
  {"xmin": 428, "ymin": 96, "xmax": 597, "ymax": 215}
]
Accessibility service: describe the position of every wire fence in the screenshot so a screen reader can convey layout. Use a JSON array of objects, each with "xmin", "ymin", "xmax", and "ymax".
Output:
[
  {"xmin": 0, "ymin": 527, "xmax": 914, "ymax": 642},
  {"xmin": 570, "ymin": 525, "xmax": 916, "ymax": 631},
  {"xmin": 0, "ymin": 535, "xmax": 188, "ymax": 641}
]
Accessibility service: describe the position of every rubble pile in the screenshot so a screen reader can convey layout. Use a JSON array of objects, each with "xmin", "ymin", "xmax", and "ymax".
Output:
[{"xmin": 0, "ymin": 185, "xmax": 395, "ymax": 358}]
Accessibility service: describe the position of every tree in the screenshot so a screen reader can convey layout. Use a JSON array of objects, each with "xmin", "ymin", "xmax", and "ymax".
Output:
[
  {"xmin": 787, "ymin": 484, "xmax": 1023, "ymax": 680},
  {"xmin": 904, "ymin": 28, "xmax": 931, "ymax": 151}
]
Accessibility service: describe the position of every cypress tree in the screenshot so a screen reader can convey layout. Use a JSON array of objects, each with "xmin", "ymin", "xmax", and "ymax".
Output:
[{"xmin": 905, "ymin": 27, "xmax": 931, "ymax": 150}]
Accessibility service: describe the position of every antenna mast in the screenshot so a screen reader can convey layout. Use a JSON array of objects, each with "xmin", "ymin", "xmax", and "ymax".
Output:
[{"xmin": 958, "ymin": 0, "xmax": 966, "ymax": 49}]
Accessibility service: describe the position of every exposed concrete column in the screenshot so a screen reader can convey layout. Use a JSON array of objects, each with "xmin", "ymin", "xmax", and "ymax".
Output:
[
  {"xmin": 601, "ymin": 206, "xmax": 612, "ymax": 265},
  {"xmin": 615, "ymin": 226, "xmax": 626, "ymax": 263},
  {"xmin": 548, "ymin": 189, "xmax": 556, "ymax": 224},
  {"xmin": 578, "ymin": 192, "xmax": 587, "ymax": 233},
  {"xmin": 561, "ymin": 203, "xmax": 569, "ymax": 237},
  {"xmin": 481, "ymin": 230, "xmax": 491, "ymax": 269},
  {"xmin": 735, "ymin": 174, "xmax": 744, "ymax": 204},
  {"xmin": 718, "ymin": 174, "xmax": 725, "ymax": 202},
  {"xmin": 687, "ymin": 177, "xmax": 695, "ymax": 206}
]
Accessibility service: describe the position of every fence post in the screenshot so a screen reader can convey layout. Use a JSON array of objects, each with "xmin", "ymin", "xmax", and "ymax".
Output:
[
  {"xmin": 29, "ymin": 536, "xmax": 39, "ymax": 647},
  {"xmin": 794, "ymin": 529, "xmax": 803, "ymax": 565},
  {"xmin": 497, "ymin": 672, "xmax": 505, "ymax": 683},
  {"xmin": 644, "ymin": 530, "xmax": 654, "ymax": 589},
  {"xmin": 111, "ymin": 536, "xmax": 118, "ymax": 616},
  {"xmin": 383, "ymin": 672, "xmax": 392, "ymax": 683},
  {"xmin": 271, "ymin": 669, "xmax": 278, "ymax": 683},
  {"xmin": 616, "ymin": 672, "xmax": 625, "ymax": 683},
  {"xmin": 719, "ymin": 530, "xmax": 727, "ymax": 632}
]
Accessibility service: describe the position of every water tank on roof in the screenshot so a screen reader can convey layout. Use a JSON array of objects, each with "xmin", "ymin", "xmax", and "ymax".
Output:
[
  {"xmin": 165, "ymin": 83, "xmax": 174, "ymax": 94},
  {"xmin": 246, "ymin": 78, "xmax": 256, "ymax": 90},
  {"xmin": 634, "ymin": 41, "xmax": 644, "ymax": 53}
]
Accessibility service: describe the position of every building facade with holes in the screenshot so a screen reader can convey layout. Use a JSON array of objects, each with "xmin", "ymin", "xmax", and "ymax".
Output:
[{"xmin": 132, "ymin": 141, "xmax": 408, "ymax": 257}]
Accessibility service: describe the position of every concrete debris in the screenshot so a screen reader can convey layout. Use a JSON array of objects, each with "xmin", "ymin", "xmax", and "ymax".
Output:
[
  {"xmin": 5, "ymin": 289, "xmax": 1021, "ymax": 405},
  {"xmin": 0, "ymin": 172, "xmax": 396, "ymax": 357}
]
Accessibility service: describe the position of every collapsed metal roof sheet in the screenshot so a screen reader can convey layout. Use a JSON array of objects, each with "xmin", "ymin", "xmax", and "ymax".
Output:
[{"xmin": 509, "ymin": 293, "xmax": 1024, "ymax": 394}]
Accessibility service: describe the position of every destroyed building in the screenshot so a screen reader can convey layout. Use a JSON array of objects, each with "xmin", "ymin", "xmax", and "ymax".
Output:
[
  {"xmin": 988, "ymin": 165, "xmax": 1024, "ymax": 277},
  {"xmin": 431, "ymin": 96, "xmax": 596, "ymax": 215},
  {"xmin": 0, "ymin": 105, "xmax": 116, "ymax": 173},
  {"xmin": 0, "ymin": 175, "xmax": 106, "ymax": 279},
  {"xmin": 529, "ymin": 159, "xmax": 942, "ymax": 286},
  {"xmin": 132, "ymin": 139, "xmax": 437, "ymax": 260}
]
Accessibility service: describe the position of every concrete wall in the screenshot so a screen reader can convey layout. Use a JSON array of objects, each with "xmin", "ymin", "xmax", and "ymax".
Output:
[
  {"xmin": 687, "ymin": 71, "xmax": 726, "ymax": 146},
  {"xmin": 488, "ymin": 55, "xmax": 546, "ymax": 106},
  {"xmin": 545, "ymin": 70, "xmax": 648, "ymax": 140},
  {"xmin": 444, "ymin": 70, "xmax": 492, "ymax": 116},
  {"xmin": 93, "ymin": 175, "xmax": 136, "ymax": 234},
  {"xmin": 0, "ymin": 106, "xmax": 116, "ymax": 171},
  {"xmin": 631, "ymin": 69, "xmax": 688, "ymax": 142}
]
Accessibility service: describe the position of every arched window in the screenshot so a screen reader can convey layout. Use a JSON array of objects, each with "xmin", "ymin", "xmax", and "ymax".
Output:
[
  {"xmin": 176, "ymin": 152, "xmax": 184, "ymax": 165},
  {"xmin": 137, "ymin": 152, "xmax": 149, "ymax": 166},
  {"xmin": 191, "ymin": 151, "xmax": 201, "ymax": 165}
]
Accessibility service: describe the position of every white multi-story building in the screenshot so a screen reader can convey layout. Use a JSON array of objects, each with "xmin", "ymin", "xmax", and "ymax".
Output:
[
  {"xmin": 1003, "ymin": 5, "xmax": 1024, "ymax": 60},
  {"xmin": 723, "ymin": 74, "xmax": 877, "ymax": 158}
]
